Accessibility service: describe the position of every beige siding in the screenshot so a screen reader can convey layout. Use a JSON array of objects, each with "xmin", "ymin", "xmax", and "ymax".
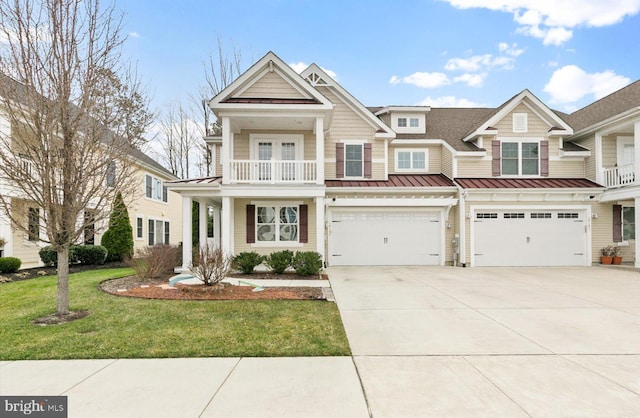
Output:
[
  {"xmin": 237, "ymin": 71, "xmax": 306, "ymax": 99},
  {"xmin": 214, "ymin": 144, "xmax": 222, "ymax": 176},
  {"xmin": 602, "ymin": 135, "xmax": 617, "ymax": 167},
  {"xmin": 388, "ymin": 145, "xmax": 442, "ymax": 175},
  {"xmin": 232, "ymin": 130, "xmax": 315, "ymax": 161},
  {"xmin": 549, "ymin": 160, "xmax": 584, "ymax": 177},
  {"xmin": 494, "ymin": 101, "xmax": 551, "ymax": 137},
  {"xmin": 233, "ymin": 198, "xmax": 317, "ymax": 255},
  {"xmin": 583, "ymin": 135, "xmax": 597, "ymax": 181},
  {"xmin": 457, "ymin": 158, "xmax": 493, "ymax": 177},
  {"xmin": 9, "ymin": 199, "xmax": 41, "ymax": 268},
  {"xmin": 441, "ymin": 146, "xmax": 453, "ymax": 178}
]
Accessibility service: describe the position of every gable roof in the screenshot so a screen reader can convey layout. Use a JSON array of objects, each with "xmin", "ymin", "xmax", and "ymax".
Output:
[
  {"xmin": 566, "ymin": 79, "xmax": 640, "ymax": 133},
  {"xmin": 208, "ymin": 51, "xmax": 333, "ymax": 112},
  {"xmin": 462, "ymin": 89, "xmax": 573, "ymax": 142}
]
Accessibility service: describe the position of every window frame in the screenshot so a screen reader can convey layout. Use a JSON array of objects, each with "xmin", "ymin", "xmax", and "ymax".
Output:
[
  {"xmin": 254, "ymin": 204, "xmax": 301, "ymax": 245},
  {"xmin": 397, "ymin": 117, "xmax": 407, "ymax": 128},
  {"xmin": 622, "ymin": 206, "xmax": 635, "ymax": 241},
  {"xmin": 500, "ymin": 140, "xmax": 540, "ymax": 177},
  {"xmin": 27, "ymin": 207, "xmax": 39, "ymax": 242},
  {"xmin": 409, "ymin": 117, "xmax": 419, "ymax": 128},
  {"xmin": 145, "ymin": 174, "xmax": 168, "ymax": 203},
  {"xmin": 135, "ymin": 216, "xmax": 144, "ymax": 240},
  {"xmin": 343, "ymin": 142, "xmax": 365, "ymax": 178},
  {"xmin": 148, "ymin": 218, "xmax": 170, "ymax": 245},
  {"xmin": 395, "ymin": 149, "xmax": 428, "ymax": 172}
]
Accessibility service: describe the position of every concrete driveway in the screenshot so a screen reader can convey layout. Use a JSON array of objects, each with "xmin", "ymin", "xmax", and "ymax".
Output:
[{"xmin": 328, "ymin": 266, "xmax": 640, "ymax": 417}]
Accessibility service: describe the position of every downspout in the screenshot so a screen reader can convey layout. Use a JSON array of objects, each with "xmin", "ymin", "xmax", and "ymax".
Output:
[{"xmin": 456, "ymin": 184, "xmax": 467, "ymax": 267}]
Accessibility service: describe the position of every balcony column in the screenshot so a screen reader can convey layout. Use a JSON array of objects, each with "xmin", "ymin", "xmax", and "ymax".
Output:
[
  {"xmin": 181, "ymin": 196, "xmax": 192, "ymax": 271},
  {"xmin": 315, "ymin": 117, "xmax": 324, "ymax": 184},
  {"xmin": 595, "ymin": 133, "xmax": 603, "ymax": 185},
  {"xmin": 221, "ymin": 117, "xmax": 231, "ymax": 184},
  {"xmin": 635, "ymin": 122, "xmax": 640, "ymax": 185},
  {"xmin": 221, "ymin": 197, "xmax": 233, "ymax": 255}
]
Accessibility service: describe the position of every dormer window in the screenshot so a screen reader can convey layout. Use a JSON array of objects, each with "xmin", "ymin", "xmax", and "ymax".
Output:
[
  {"xmin": 409, "ymin": 118, "xmax": 419, "ymax": 128},
  {"xmin": 397, "ymin": 118, "xmax": 407, "ymax": 128}
]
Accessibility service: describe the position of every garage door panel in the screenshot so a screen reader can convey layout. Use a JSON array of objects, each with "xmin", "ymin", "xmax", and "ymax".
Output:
[
  {"xmin": 474, "ymin": 210, "xmax": 588, "ymax": 267},
  {"xmin": 329, "ymin": 210, "xmax": 441, "ymax": 266}
]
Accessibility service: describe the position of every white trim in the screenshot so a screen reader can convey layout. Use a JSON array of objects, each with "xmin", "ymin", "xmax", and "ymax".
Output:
[
  {"xmin": 498, "ymin": 138, "xmax": 543, "ymax": 177},
  {"xmin": 327, "ymin": 197, "xmax": 458, "ymax": 207},
  {"xmin": 250, "ymin": 200, "xmax": 303, "ymax": 206},
  {"xmin": 135, "ymin": 215, "xmax": 144, "ymax": 240},
  {"xmin": 342, "ymin": 140, "xmax": 366, "ymax": 179},
  {"xmin": 394, "ymin": 148, "xmax": 429, "ymax": 172}
]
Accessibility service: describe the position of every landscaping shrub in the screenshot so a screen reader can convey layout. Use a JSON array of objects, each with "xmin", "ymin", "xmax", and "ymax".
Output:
[
  {"xmin": 0, "ymin": 257, "xmax": 21, "ymax": 273},
  {"xmin": 191, "ymin": 243, "xmax": 232, "ymax": 286},
  {"xmin": 232, "ymin": 251, "xmax": 264, "ymax": 274},
  {"xmin": 39, "ymin": 246, "xmax": 58, "ymax": 266},
  {"xmin": 264, "ymin": 250, "xmax": 293, "ymax": 274},
  {"xmin": 292, "ymin": 251, "xmax": 323, "ymax": 276},
  {"xmin": 101, "ymin": 192, "xmax": 134, "ymax": 262},
  {"xmin": 73, "ymin": 245, "xmax": 108, "ymax": 265},
  {"xmin": 127, "ymin": 245, "xmax": 177, "ymax": 279}
]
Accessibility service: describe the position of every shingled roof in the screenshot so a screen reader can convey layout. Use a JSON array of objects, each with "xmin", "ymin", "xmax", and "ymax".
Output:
[{"xmin": 566, "ymin": 79, "xmax": 640, "ymax": 132}]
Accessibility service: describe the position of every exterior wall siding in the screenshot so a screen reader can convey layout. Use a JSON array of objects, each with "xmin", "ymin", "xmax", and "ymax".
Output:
[
  {"xmin": 232, "ymin": 130, "xmax": 315, "ymax": 161},
  {"xmin": 494, "ymin": 102, "xmax": 551, "ymax": 137},
  {"xmin": 582, "ymin": 135, "xmax": 597, "ymax": 181},
  {"xmin": 441, "ymin": 146, "xmax": 453, "ymax": 179},
  {"xmin": 237, "ymin": 71, "xmax": 305, "ymax": 99},
  {"xmin": 457, "ymin": 157, "xmax": 493, "ymax": 177}
]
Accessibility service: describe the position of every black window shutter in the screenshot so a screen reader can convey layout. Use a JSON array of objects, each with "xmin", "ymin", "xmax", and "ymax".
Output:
[
  {"xmin": 336, "ymin": 143, "xmax": 344, "ymax": 178},
  {"xmin": 246, "ymin": 205, "xmax": 256, "ymax": 243},
  {"xmin": 299, "ymin": 204, "xmax": 308, "ymax": 243},
  {"xmin": 613, "ymin": 205, "xmax": 622, "ymax": 243},
  {"xmin": 145, "ymin": 175, "xmax": 152, "ymax": 198}
]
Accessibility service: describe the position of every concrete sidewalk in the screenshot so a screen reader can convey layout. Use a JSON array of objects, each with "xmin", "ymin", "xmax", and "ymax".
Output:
[{"xmin": 0, "ymin": 357, "xmax": 369, "ymax": 418}]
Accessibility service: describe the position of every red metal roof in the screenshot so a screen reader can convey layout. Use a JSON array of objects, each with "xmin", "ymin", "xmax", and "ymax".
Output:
[
  {"xmin": 326, "ymin": 174, "xmax": 454, "ymax": 188},
  {"xmin": 166, "ymin": 176, "xmax": 223, "ymax": 185},
  {"xmin": 223, "ymin": 97, "xmax": 320, "ymax": 105},
  {"xmin": 454, "ymin": 178, "xmax": 603, "ymax": 189}
]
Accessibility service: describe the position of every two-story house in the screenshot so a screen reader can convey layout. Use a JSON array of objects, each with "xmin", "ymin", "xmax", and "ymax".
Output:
[{"xmin": 168, "ymin": 51, "xmax": 640, "ymax": 269}]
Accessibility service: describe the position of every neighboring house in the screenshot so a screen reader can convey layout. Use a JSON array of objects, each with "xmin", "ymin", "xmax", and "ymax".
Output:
[
  {"xmin": 168, "ymin": 51, "xmax": 640, "ymax": 268},
  {"xmin": 0, "ymin": 111, "xmax": 182, "ymax": 270}
]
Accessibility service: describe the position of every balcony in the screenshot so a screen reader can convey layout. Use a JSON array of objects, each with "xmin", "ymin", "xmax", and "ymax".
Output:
[
  {"xmin": 229, "ymin": 160, "xmax": 318, "ymax": 184},
  {"xmin": 603, "ymin": 164, "xmax": 635, "ymax": 188}
]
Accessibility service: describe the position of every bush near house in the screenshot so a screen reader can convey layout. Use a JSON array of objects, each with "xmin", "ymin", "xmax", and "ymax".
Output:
[
  {"xmin": 292, "ymin": 251, "xmax": 323, "ymax": 276},
  {"xmin": 101, "ymin": 192, "xmax": 134, "ymax": 262},
  {"xmin": 0, "ymin": 257, "xmax": 21, "ymax": 273},
  {"xmin": 39, "ymin": 245, "xmax": 108, "ymax": 266},
  {"xmin": 127, "ymin": 245, "xmax": 177, "ymax": 279},
  {"xmin": 191, "ymin": 244, "xmax": 233, "ymax": 286},
  {"xmin": 264, "ymin": 250, "xmax": 294, "ymax": 274},
  {"xmin": 232, "ymin": 251, "xmax": 265, "ymax": 274}
]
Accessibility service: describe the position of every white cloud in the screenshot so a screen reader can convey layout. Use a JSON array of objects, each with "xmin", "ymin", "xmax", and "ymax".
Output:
[
  {"xmin": 445, "ymin": 53, "xmax": 516, "ymax": 72},
  {"xmin": 453, "ymin": 73, "xmax": 487, "ymax": 87},
  {"xmin": 288, "ymin": 61, "xmax": 337, "ymax": 79},
  {"xmin": 389, "ymin": 72, "xmax": 451, "ymax": 88},
  {"xmin": 543, "ymin": 65, "xmax": 631, "ymax": 104},
  {"xmin": 129, "ymin": 32, "xmax": 140, "ymax": 39},
  {"xmin": 498, "ymin": 42, "xmax": 525, "ymax": 57},
  {"xmin": 416, "ymin": 96, "xmax": 486, "ymax": 107},
  {"xmin": 443, "ymin": 0, "xmax": 640, "ymax": 45}
]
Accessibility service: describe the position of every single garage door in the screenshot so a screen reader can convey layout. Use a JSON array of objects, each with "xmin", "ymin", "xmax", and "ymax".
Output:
[
  {"xmin": 473, "ymin": 209, "xmax": 588, "ymax": 267},
  {"xmin": 329, "ymin": 210, "xmax": 442, "ymax": 266}
]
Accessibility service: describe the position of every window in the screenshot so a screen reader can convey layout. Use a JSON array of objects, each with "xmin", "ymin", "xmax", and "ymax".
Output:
[
  {"xmin": 558, "ymin": 213, "xmax": 579, "ymax": 219},
  {"xmin": 476, "ymin": 213, "xmax": 498, "ymax": 219},
  {"xmin": 501, "ymin": 142, "xmax": 539, "ymax": 175},
  {"xmin": 513, "ymin": 113, "xmax": 528, "ymax": 133},
  {"xmin": 136, "ymin": 216, "xmax": 144, "ymax": 240},
  {"xmin": 28, "ymin": 207, "xmax": 39, "ymax": 241},
  {"xmin": 531, "ymin": 213, "xmax": 552, "ymax": 219},
  {"xmin": 106, "ymin": 160, "xmax": 116, "ymax": 187},
  {"xmin": 397, "ymin": 118, "xmax": 407, "ymax": 128},
  {"xmin": 396, "ymin": 150, "xmax": 427, "ymax": 171},
  {"xmin": 409, "ymin": 117, "xmax": 419, "ymax": 128},
  {"xmin": 504, "ymin": 213, "xmax": 525, "ymax": 219},
  {"xmin": 207, "ymin": 206, "xmax": 215, "ymax": 238},
  {"xmin": 345, "ymin": 144, "xmax": 363, "ymax": 177},
  {"xmin": 148, "ymin": 219, "xmax": 170, "ymax": 245},
  {"xmin": 84, "ymin": 211, "xmax": 95, "ymax": 245},
  {"xmin": 623, "ymin": 207, "xmax": 635, "ymax": 240},
  {"xmin": 256, "ymin": 206, "xmax": 298, "ymax": 242},
  {"xmin": 145, "ymin": 174, "xmax": 168, "ymax": 202}
]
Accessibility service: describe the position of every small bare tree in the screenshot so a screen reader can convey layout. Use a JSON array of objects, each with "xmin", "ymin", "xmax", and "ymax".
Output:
[
  {"xmin": 158, "ymin": 101, "xmax": 199, "ymax": 179},
  {"xmin": 190, "ymin": 242, "xmax": 232, "ymax": 288},
  {"xmin": 0, "ymin": 0, "xmax": 152, "ymax": 318}
]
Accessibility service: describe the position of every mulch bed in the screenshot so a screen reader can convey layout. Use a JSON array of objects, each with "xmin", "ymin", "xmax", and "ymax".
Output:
[{"xmin": 99, "ymin": 273, "xmax": 327, "ymax": 301}]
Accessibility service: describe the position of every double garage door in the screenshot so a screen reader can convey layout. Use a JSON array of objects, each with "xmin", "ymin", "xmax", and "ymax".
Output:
[
  {"xmin": 329, "ymin": 210, "xmax": 442, "ymax": 266},
  {"xmin": 473, "ymin": 209, "xmax": 589, "ymax": 267}
]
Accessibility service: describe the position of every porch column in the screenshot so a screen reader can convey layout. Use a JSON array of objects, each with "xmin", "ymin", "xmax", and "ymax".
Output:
[
  {"xmin": 315, "ymin": 197, "xmax": 325, "ymax": 263},
  {"xmin": 315, "ymin": 117, "xmax": 324, "ymax": 184},
  {"xmin": 214, "ymin": 205, "xmax": 221, "ymax": 249},
  {"xmin": 635, "ymin": 197, "xmax": 640, "ymax": 268},
  {"xmin": 221, "ymin": 117, "xmax": 231, "ymax": 184},
  {"xmin": 181, "ymin": 196, "xmax": 192, "ymax": 271},
  {"xmin": 221, "ymin": 197, "xmax": 233, "ymax": 255},
  {"xmin": 595, "ymin": 133, "xmax": 603, "ymax": 185},
  {"xmin": 635, "ymin": 122, "xmax": 640, "ymax": 185},
  {"xmin": 198, "ymin": 200, "xmax": 207, "ymax": 248}
]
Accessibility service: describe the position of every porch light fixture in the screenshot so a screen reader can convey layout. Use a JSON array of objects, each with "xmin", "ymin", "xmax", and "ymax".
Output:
[{"xmin": 592, "ymin": 212, "xmax": 599, "ymax": 219}]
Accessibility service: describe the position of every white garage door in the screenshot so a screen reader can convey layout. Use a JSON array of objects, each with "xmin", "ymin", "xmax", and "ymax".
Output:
[
  {"xmin": 329, "ymin": 210, "xmax": 442, "ymax": 266},
  {"xmin": 473, "ymin": 209, "xmax": 588, "ymax": 267}
]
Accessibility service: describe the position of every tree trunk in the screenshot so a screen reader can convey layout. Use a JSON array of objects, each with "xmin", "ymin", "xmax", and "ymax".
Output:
[{"xmin": 56, "ymin": 246, "xmax": 70, "ymax": 316}]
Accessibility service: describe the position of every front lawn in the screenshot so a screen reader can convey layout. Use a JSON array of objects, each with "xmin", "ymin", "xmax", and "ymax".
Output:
[{"xmin": 0, "ymin": 268, "xmax": 350, "ymax": 359}]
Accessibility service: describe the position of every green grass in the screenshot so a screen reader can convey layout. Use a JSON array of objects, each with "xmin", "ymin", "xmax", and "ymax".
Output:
[{"xmin": 0, "ymin": 268, "xmax": 351, "ymax": 359}]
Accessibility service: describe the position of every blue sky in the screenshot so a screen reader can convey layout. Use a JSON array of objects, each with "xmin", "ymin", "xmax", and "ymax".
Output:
[{"xmin": 120, "ymin": 0, "xmax": 640, "ymax": 114}]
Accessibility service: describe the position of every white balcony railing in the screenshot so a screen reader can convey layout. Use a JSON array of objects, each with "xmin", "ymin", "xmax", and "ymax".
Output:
[
  {"xmin": 603, "ymin": 164, "xmax": 635, "ymax": 188},
  {"xmin": 229, "ymin": 160, "xmax": 317, "ymax": 183}
]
